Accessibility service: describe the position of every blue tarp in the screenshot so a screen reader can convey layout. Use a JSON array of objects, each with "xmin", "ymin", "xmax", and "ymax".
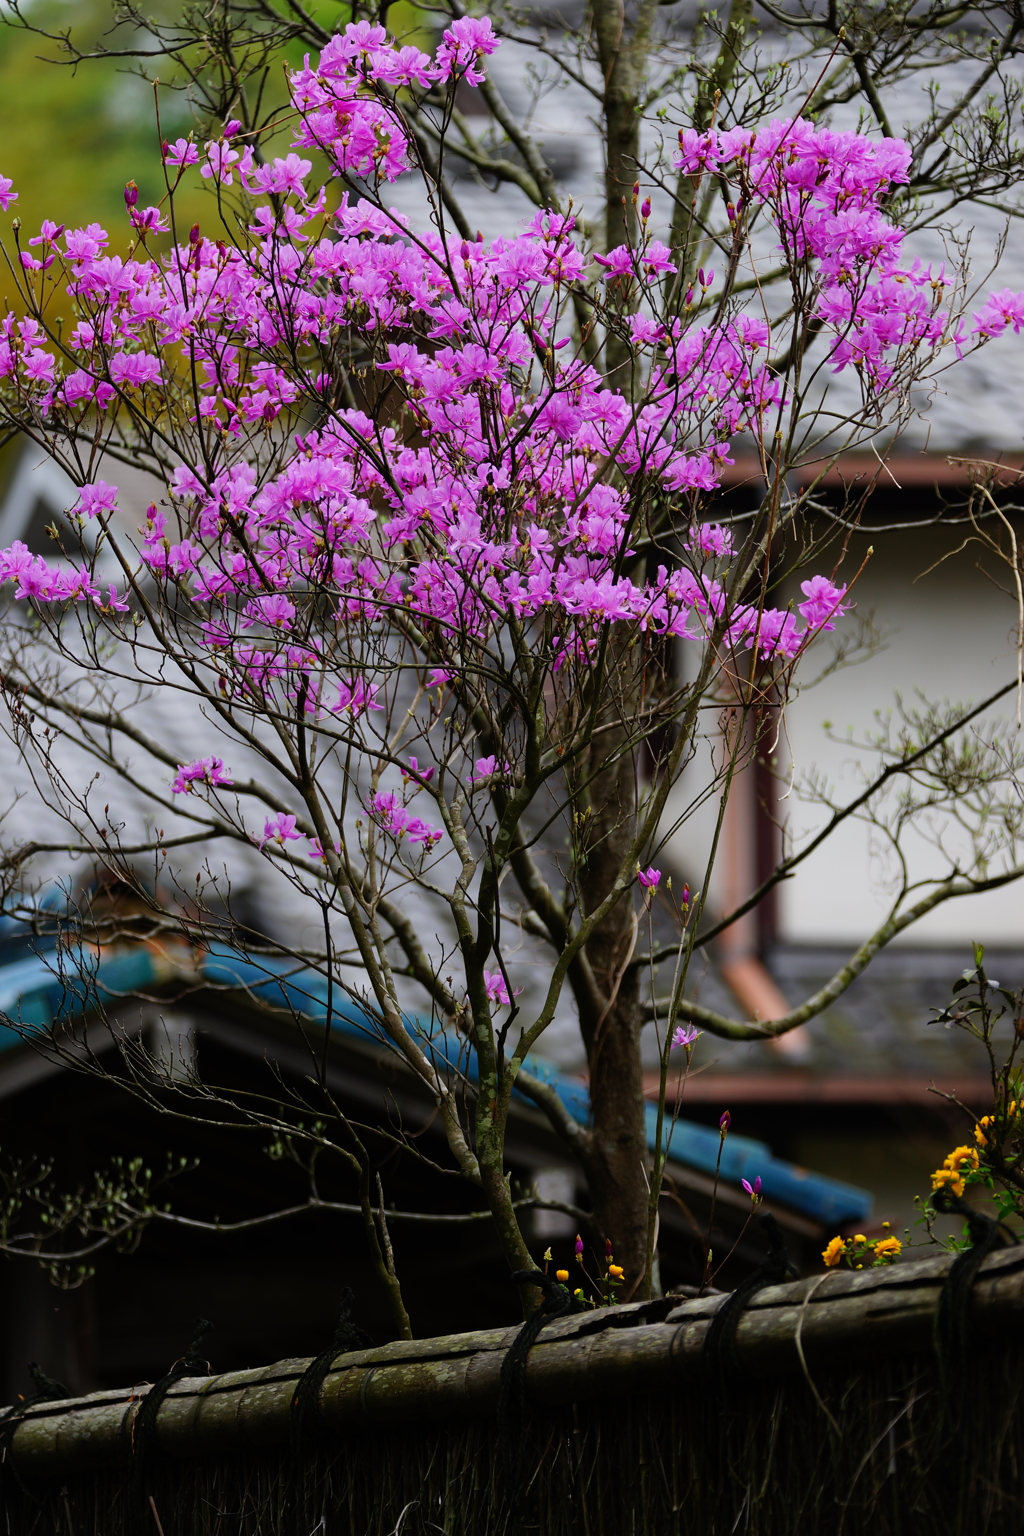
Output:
[
  {"xmin": 0, "ymin": 928, "xmax": 873, "ymax": 1226},
  {"xmin": 201, "ymin": 945, "xmax": 872, "ymax": 1226}
]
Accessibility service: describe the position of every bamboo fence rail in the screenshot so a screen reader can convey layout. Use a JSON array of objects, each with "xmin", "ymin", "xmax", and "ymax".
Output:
[{"xmin": 3, "ymin": 1246, "xmax": 1024, "ymax": 1534}]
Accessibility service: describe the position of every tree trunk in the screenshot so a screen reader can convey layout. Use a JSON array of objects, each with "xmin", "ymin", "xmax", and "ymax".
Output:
[
  {"xmin": 576, "ymin": 710, "xmax": 649, "ymax": 1292},
  {"xmin": 594, "ymin": 0, "xmax": 659, "ymax": 383}
]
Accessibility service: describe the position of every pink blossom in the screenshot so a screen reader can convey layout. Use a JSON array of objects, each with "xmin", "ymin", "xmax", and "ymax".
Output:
[
  {"xmin": 249, "ymin": 154, "xmax": 312, "ymax": 198},
  {"xmin": 798, "ymin": 576, "xmax": 850, "ymax": 631},
  {"xmin": 687, "ymin": 524, "xmax": 733, "ymax": 560},
  {"xmin": 469, "ymin": 755, "xmax": 509, "ymax": 783},
  {"xmin": 99, "ymin": 584, "xmax": 130, "ymax": 612},
  {"xmin": 22, "ymin": 349, "xmax": 55, "ymax": 381},
  {"xmin": 369, "ymin": 791, "xmax": 443, "ymax": 846},
  {"xmin": 171, "ymin": 756, "xmax": 234, "ymax": 793},
  {"xmin": 972, "ymin": 289, "xmax": 1024, "ymax": 338},
  {"xmin": 402, "ymin": 757, "xmax": 434, "ymax": 783},
  {"xmin": 483, "ymin": 969, "xmax": 511, "ymax": 1007},
  {"xmin": 201, "ymin": 142, "xmax": 240, "ymax": 184},
  {"xmin": 28, "ymin": 220, "xmax": 65, "ymax": 248},
  {"xmin": 130, "ymin": 206, "xmax": 171, "ymax": 235},
  {"xmin": 672, "ymin": 1024, "xmax": 701, "ymax": 1048},
  {"xmin": 593, "ymin": 246, "xmax": 634, "ymax": 278},
  {"xmin": 164, "ymin": 139, "xmax": 199, "ymax": 168},
  {"xmin": 0, "ymin": 177, "xmax": 17, "ymax": 211},
  {"xmin": 109, "ymin": 352, "xmax": 162, "ymax": 388},
  {"xmin": 74, "ymin": 481, "xmax": 119, "ymax": 519},
  {"xmin": 434, "ymin": 15, "xmax": 499, "ymax": 87},
  {"xmin": 261, "ymin": 813, "xmax": 302, "ymax": 848},
  {"xmin": 308, "ymin": 836, "xmax": 340, "ymax": 860},
  {"xmin": 637, "ymin": 867, "xmax": 661, "ymax": 890},
  {"xmin": 331, "ymin": 678, "xmax": 383, "ymax": 717}
]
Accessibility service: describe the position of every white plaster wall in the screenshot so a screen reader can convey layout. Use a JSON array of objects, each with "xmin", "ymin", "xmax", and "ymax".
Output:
[{"xmin": 777, "ymin": 525, "xmax": 1024, "ymax": 945}]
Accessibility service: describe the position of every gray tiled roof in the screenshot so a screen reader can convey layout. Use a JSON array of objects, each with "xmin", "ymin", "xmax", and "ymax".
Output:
[{"xmin": 699, "ymin": 945, "xmax": 1024, "ymax": 1080}]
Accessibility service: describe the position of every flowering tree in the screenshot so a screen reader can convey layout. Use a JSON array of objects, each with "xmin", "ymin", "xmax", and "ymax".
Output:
[{"xmin": 0, "ymin": 13, "xmax": 1023, "ymax": 1325}]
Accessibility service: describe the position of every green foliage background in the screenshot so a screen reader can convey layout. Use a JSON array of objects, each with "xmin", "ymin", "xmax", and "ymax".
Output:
[
  {"xmin": 0, "ymin": 2, "xmax": 193, "ymax": 264},
  {"xmin": 0, "ymin": 0, "xmax": 427, "ymax": 282}
]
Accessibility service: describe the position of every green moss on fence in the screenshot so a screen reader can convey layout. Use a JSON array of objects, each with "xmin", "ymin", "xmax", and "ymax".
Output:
[
  {"xmin": 5, "ymin": 1251, "xmax": 1024, "ymax": 1535},
  {"xmin": 5, "ymin": 1344, "xmax": 1024, "ymax": 1536}
]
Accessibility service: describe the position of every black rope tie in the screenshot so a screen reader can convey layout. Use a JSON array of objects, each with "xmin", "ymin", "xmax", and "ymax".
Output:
[
  {"xmin": 290, "ymin": 1286, "xmax": 374, "ymax": 1449},
  {"xmin": 130, "ymin": 1317, "xmax": 213, "ymax": 1533},
  {"xmin": 701, "ymin": 1213, "xmax": 796, "ymax": 1495},
  {"xmin": 702, "ymin": 1212, "xmax": 797, "ymax": 1381},
  {"xmin": 498, "ymin": 1269, "xmax": 575, "ymax": 1528},
  {"xmin": 0, "ymin": 1361, "xmax": 73, "ymax": 1506},
  {"xmin": 931, "ymin": 1190, "xmax": 1012, "ymax": 1421},
  {"xmin": 286, "ymin": 1287, "xmax": 374, "ymax": 1533},
  {"xmin": 24, "ymin": 1363, "xmax": 71, "ymax": 1405},
  {"xmin": 927, "ymin": 1189, "xmax": 1015, "ymax": 1528}
]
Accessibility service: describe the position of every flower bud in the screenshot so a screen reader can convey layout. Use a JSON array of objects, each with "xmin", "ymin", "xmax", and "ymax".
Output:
[
  {"xmin": 189, "ymin": 223, "xmax": 201, "ymax": 245},
  {"xmin": 575, "ymin": 1234, "xmax": 585, "ymax": 1260},
  {"xmin": 719, "ymin": 1109, "xmax": 731, "ymax": 1136},
  {"xmin": 124, "ymin": 181, "xmax": 139, "ymax": 210},
  {"xmin": 640, "ymin": 197, "xmax": 651, "ymax": 221},
  {"xmin": 556, "ymin": 1268, "xmax": 569, "ymax": 1282}
]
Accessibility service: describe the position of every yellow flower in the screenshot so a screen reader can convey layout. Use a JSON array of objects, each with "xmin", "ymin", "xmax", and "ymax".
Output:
[
  {"xmin": 555, "ymin": 1269, "xmax": 569, "ymax": 1283},
  {"xmin": 1009, "ymin": 1101, "xmax": 1018, "ymax": 1117},
  {"xmin": 822, "ymin": 1236, "xmax": 845, "ymax": 1267},
  {"xmin": 946, "ymin": 1145, "xmax": 979, "ymax": 1173},
  {"xmin": 931, "ymin": 1165, "xmax": 964, "ymax": 1198},
  {"xmin": 932, "ymin": 1144, "xmax": 979, "ymax": 1198},
  {"xmin": 872, "ymin": 1236, "xmax": 902, "ymax": 1262},
  {"xmin": 853, "ymin": 1234, "xmax": 866, "ymax": 1244},
  {"xmin": 607, "ymin": 1264, "xmax": 625, "ymax": 1280}
]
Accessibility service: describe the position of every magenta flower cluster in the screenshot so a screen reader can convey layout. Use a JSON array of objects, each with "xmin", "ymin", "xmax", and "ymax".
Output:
[
  {"xmin": 673, "ymin": 120, "xmax": 1021, "ymax": 384},
  {"xmin": 0, "ymin": 18, "xmax": 1017, "ymax": 740},
  {"xmin": 170, "ymin": 756, "xmax": 234, "ymax": 793},
  {"xmin": 368, "ymin": 791, "xmax": 444, "ymax": 847}
]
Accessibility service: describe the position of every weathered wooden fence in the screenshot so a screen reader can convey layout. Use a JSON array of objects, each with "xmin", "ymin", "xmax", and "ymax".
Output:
[{"xmin": 3, "ymin": 1247, "xmax": 1024, "ymax": 1535}]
